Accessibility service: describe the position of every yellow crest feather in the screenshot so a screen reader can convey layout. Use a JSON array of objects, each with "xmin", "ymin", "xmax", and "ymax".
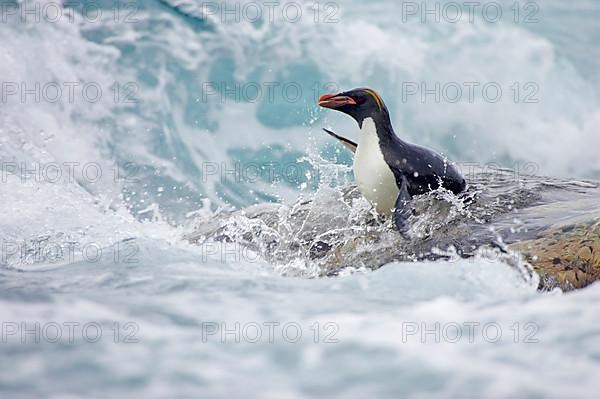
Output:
[{"xmin": 363, "ymin": 89, "xmax": 384, "ymax": 111}]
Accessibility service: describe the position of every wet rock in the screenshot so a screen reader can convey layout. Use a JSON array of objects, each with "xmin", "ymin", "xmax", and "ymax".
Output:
[
  {"xmin": 511, "ymin": 220, "xmax": 600, "ymax": 291},
  {"xmin": 185, "ymin": 169, "xmax": 600, "ymax": 291}
]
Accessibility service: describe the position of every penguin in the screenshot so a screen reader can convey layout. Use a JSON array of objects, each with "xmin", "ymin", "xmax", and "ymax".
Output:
[{"xmin": 318, "ymin": 88, "xmax": 467, "ymax": 234}]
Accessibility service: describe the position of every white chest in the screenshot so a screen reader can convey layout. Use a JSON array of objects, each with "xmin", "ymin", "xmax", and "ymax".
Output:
[{"xmin": 353, "ymin": 118, "xmax": 400, "ymax": 215}]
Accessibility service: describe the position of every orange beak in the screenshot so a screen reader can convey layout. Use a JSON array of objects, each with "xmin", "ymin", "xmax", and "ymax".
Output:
[{"xmin": 318, "ymin": 93, "xmax": 357, "ymax": 109}]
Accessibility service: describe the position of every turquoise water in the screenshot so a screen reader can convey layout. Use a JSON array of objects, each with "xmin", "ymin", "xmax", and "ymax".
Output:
[{"xmin": 1, "ymin": 1, "xmax": 600, "ymax": 397}]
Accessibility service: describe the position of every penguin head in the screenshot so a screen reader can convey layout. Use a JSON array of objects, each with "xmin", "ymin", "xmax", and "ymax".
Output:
[{"xmin": 318, "ymin": 88, "xmax": 390, "ymax": 127}]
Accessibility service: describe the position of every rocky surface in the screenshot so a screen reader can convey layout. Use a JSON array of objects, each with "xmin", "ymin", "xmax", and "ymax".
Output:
[
  {"xmin": 512, "ymin": 219, "xmax": 600, "ymax": 291},
  {"xmin": 185, "ymin": 169, "xmax": 600, "ymax": 291}
]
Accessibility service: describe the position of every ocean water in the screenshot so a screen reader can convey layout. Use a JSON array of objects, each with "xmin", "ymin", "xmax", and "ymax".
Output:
[{"xmin": 1, "ymin": 1, "xmax": 600, "ymax": 398}]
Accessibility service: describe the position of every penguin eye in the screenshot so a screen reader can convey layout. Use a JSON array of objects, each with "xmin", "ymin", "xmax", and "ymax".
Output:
[{"xmin": 355, "ymin": 95, "xmax": 367, "ymax": 105}]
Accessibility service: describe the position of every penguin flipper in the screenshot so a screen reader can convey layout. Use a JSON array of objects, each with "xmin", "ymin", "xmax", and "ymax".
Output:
[
  {"xmin": 393, "ymin": 175, "xmax": 413, "ymax": 236},
  {"xmin": 323, "ymin": 128, "xmax": 357, "ymax": 153}
]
